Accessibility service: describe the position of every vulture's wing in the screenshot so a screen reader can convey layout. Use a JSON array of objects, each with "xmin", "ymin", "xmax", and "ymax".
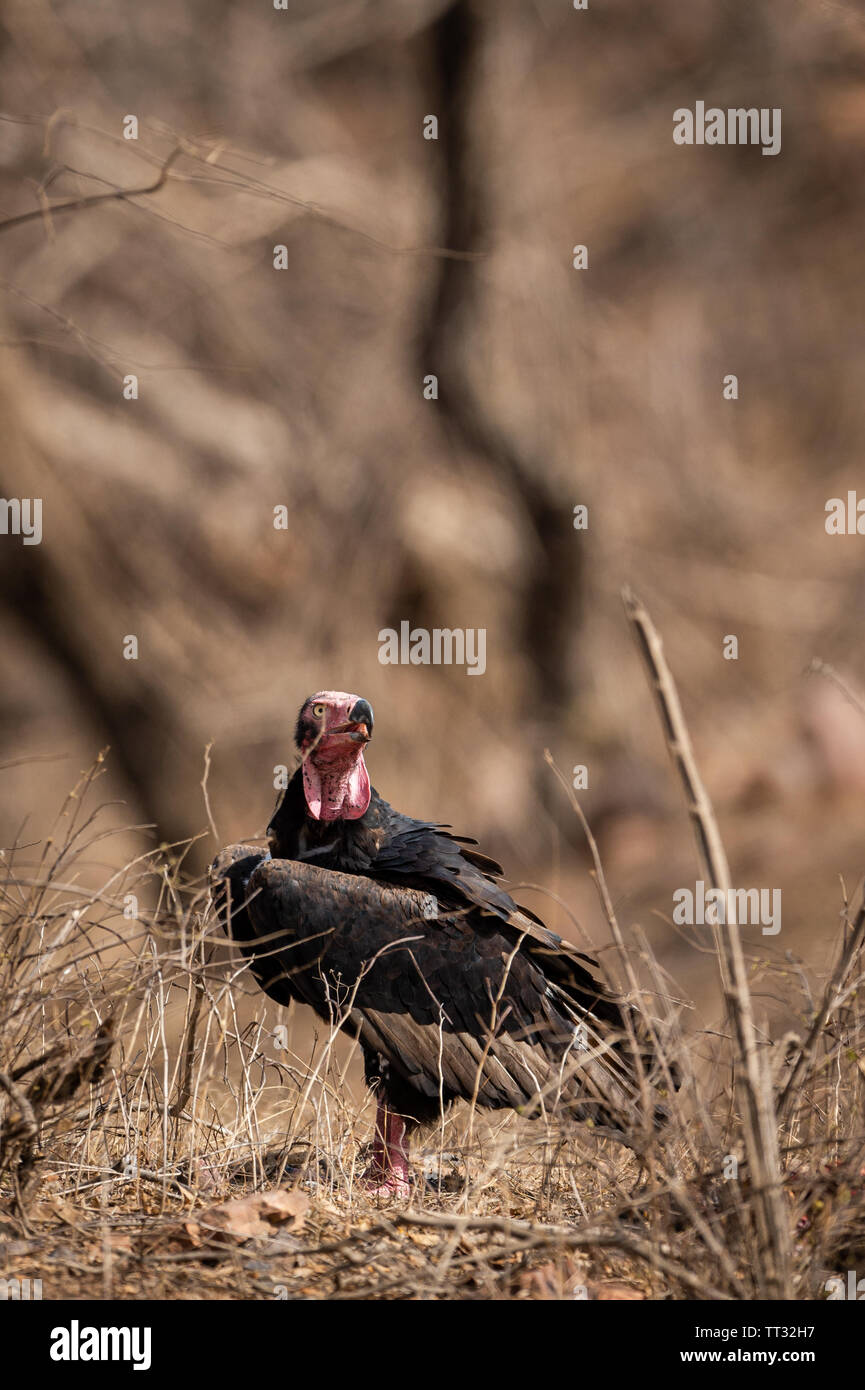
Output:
[
  {"xmin": 240, "ymin": 858, "xmax": 645, "ymax": 1132},
  {"xmin": 362, "ymin": 810, "xmax": 617, "ymax": 1014},
  {"xmin": 210, "ymin": 842, "xmax": 293, "ymax": 1002}
]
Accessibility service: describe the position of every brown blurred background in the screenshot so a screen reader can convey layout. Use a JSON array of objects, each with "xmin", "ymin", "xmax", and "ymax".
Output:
[{"xmin": 1, "ymin": 0, "xmax": 864, "ymax": 1017}]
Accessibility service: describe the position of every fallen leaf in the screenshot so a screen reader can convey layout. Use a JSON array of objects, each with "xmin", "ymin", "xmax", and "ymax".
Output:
[
  {"xmin": 198, "ymin": 1189, "xmax": 309, "ymax": 1240},
  {"xmin": 591, "ymin": 1280, "xmax": 646, "ymax": 1301}
]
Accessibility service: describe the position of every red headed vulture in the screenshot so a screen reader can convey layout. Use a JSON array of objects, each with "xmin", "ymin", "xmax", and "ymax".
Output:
[{"xmin": 212, "ymin": 691, "xmax": 664, "ymax": 1197}]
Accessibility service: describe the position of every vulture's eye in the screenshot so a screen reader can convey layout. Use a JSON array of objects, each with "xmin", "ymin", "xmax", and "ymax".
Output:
[{"xmin": 311, "ymin": 703, "xmax": 326, "ymax": 719}]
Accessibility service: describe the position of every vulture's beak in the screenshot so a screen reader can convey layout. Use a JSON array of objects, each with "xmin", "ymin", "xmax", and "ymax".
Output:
[{"xmin": 331, "ymin": 720, "xmax": 371, "ymax": 744}]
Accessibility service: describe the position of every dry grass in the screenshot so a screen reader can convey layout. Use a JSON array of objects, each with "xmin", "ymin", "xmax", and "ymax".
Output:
[{"xmin": 1, "ymin": 709, "xmax": 864, "ymax": 1301}]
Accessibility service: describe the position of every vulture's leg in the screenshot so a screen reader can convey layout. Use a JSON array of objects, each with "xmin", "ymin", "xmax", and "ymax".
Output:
[
  {"xmin": 360, "ymin": 1048, "xmax": 415, "ymax": 1198},
  {"xmin": 363, "ymin": 1101, "xmax": 412, "ymax": 1199}
]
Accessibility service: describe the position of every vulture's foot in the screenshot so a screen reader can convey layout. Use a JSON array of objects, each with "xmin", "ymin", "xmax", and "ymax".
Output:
[
  {"xmin": 363, "ymin": 1172, "xmax": 413, "ymax": 1201},
  {"xmin": 362, "ymin": 1101, "xmax": 412, "ymax": 1201}
]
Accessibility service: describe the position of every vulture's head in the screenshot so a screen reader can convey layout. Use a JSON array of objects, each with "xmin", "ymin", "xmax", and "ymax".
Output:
[{"xmin": 295, "ymin": 690, "xmax": 374, "ymax": 821}]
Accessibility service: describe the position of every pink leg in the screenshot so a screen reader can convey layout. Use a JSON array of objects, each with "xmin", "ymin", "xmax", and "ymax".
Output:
[{"xmin": 363, "ymin": 1098, "xmax": 412, "ymax": 1199}]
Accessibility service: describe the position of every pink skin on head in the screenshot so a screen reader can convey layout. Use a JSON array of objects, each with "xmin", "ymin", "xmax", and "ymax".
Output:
[{"xmin": 300, "ymin": 690, "xmax": 371, "ymax": 822}]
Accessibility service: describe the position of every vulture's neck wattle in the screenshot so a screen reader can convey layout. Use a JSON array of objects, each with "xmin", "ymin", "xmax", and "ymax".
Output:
[{"xmin": 301, "ymin": 750, "xmax": 371, "ymax": 822}]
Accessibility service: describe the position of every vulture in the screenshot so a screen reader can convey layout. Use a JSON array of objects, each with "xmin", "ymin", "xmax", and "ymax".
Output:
[{"xmin": 211, "ymin": 691, "xmax": 664, "ymax": 1197}]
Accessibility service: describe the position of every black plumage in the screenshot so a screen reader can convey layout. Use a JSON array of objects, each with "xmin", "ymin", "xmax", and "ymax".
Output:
[{"xmin": 211, "ymin": 691, "xmax": 662, "ymax": 1191}]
